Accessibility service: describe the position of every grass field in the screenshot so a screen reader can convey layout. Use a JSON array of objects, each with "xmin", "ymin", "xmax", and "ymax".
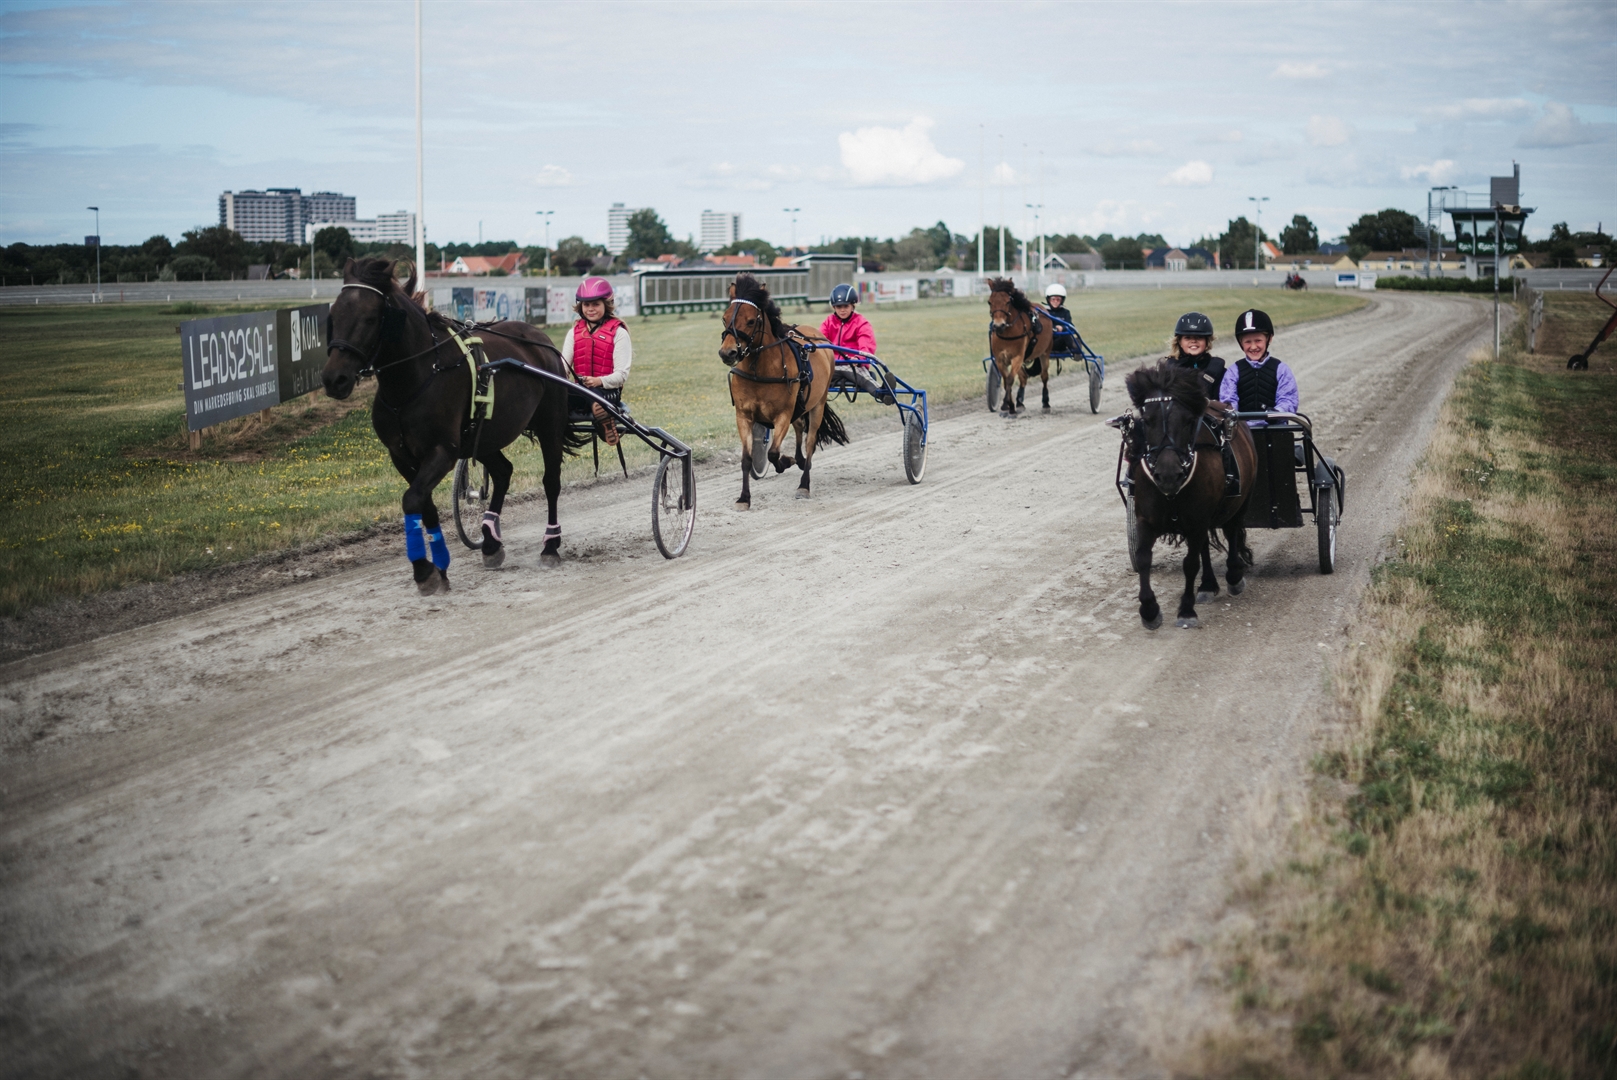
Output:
[
  {"xmin": 0, "ymin": 287, "xmax": 1364, "ymax": 617},
  {"xmin": 1187, "ymin": 293, "xmax": 1616, "ymax": 1077}
]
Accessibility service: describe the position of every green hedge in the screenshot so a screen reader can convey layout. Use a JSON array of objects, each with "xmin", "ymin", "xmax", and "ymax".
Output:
[{"xmin": 1374, "ymin": 275, "xmax": 1498, "ymax": 293}]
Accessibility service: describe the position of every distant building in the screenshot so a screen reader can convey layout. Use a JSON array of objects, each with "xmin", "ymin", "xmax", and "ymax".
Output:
[
  {"xmin": 445, "ymin": 252, "xmax": 526, "ymax": 276},
  {"xmin": 704, "ymin": 253, "xmax": 757, "ymax": 268},
  {"xmin": 303, "ymin": 210, "xmax": 417, "ymax": 246},
  {"xmin": 220, "ymin": 188, "xmax": 356, "ymax": 244},
  {"xmin": 700, "ymin": 210, "xmax": 742, "ymax": 253},
  {"xmin": 1045, "ymin": 251, "xmax": 1103, "ymax": 271},
  {"xmin": 607, "ymin": 203, "xmax": 643, "ymax": 256}
]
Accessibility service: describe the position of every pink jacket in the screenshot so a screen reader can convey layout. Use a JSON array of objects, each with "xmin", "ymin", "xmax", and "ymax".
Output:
[{"xmin": 820, "ymin": 311, "xmax": 876, "ymax": 357}]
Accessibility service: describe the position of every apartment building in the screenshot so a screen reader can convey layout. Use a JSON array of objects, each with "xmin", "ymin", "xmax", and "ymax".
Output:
[{"xmin": 700, "ymin": 211, "xmax": 742, "ymax": 253}]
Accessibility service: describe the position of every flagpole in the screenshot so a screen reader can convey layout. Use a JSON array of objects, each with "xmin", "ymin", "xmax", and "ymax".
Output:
[{"xmin": 413, "ymin": 0, "xmax": 427, "ymax": 284}]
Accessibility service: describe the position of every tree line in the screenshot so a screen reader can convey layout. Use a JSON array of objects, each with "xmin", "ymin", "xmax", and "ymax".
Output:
[{"xmin": 4, "ymin": 209, "xmax": 1608, "ymax": 286}]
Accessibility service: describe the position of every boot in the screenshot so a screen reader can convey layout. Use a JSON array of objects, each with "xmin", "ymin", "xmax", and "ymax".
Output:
[{"xmin": 592, "ymin": 402, "xmax": 619, "ymax": 447}]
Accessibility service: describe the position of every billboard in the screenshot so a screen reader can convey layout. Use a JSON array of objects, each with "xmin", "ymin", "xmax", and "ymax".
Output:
[
  {"xmin": 276, "ymin": 303, "xmax": 329, "ymax": 402},
  {"xmin": 181, "ymin": 310, "xmax": 281, "ymax": 430}
]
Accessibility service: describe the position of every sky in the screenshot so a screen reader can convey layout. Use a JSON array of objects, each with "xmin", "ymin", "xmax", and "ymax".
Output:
[{"xmin": 2, "ymin": 0, "xmax": 1614, "ymax": 251}]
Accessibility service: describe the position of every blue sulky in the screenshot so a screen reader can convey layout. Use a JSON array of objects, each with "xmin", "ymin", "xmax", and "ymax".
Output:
[
  {"xmin": 983, "ymin": 308, "xmax": 1107, "ymax": 414},
  {"xmin": 801, "ymin": 341, "xmax": 930, "ymax": 485}
]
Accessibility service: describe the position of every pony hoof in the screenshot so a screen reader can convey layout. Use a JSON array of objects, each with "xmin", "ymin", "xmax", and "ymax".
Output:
[
  {"xmin": 795, "ymin": 488, "xmax": 811, "ymax": 500},
  {"xmin": 1142, "ymin": 613, "xmax": 1163, "ymax": 631},
  {"xmin": 1196, "ymin": 590, "xmax": 1217, "ymax": 604},
  {"xmin": 773, "ymin": 458, "xmax": 792, "ymax": 474},
  {"xmin": 483, "ymin": 548, "xmax": 506, "ymax": 569},
  {"xmin": 1229, "ymin": 578, "xmax": 1246, "ymax": 596},
  {"xmin": 539, "ymin": 551, "xmax": 561, "ymax": 568},
  {"xmin": 734, "ymin": 500, "xmax": 751, "ymax": 511},
  {"xmin": 1176, "ymin": 616, "xmax": 1200, "ymax": 629},
  {"xmin": 416, "ymin": 577, "xmax": 438, "ymax": 596}
]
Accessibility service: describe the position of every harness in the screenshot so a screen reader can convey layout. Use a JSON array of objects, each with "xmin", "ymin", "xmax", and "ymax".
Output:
[
  {"xmin": 989, "ymin": 304, "xmax": 1043, "ymax": 368},
  {"xmin": 723, "ymin": 298, "xmax": 815, "ymax": 423}
]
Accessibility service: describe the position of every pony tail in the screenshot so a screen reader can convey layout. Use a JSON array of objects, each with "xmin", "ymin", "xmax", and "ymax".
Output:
[{"xmin": 816, "ymin": 404, "xmax": 849, "ymax": 447}]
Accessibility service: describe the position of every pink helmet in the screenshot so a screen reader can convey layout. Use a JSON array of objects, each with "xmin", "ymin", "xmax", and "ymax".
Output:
[{"xmin": 575, "ymin": 276, "xmax": 613, "ymax": 301}]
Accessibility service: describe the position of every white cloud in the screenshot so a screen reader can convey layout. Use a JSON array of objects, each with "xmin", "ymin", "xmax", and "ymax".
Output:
[
  {"xmin": 1161, "ymin": 160, "xmax": 1213, "ymax": 186},
  {"xmin": 1401, "ymin": 159, "xmax": 1457, "ymax": 184},
  {"xmin": 1306, "ymin": 115, "xmax": 1351, "ymax": 147},
  {"xmin": 1092, "ymin": 139, "xmax": 1163, "ymax": 157},
  {"xmin": 533, "ymin": 164, "xmax": 572, "ymax": 187},
  {"xmin": 838, "ymin": 117, "xmax": 964, "ymax": 186},
  {"xmin": 1273, "ymin": 61, "xmax": 1327, "ymax": 79},
  {"xmin": 1518, "ymin": 102, "xmax": 1605, "ymax": 148},
  {"xmin": 1429, "ymin": 97, "xmax": 1532, "ymax": 121},
  {"xmin": 989, "ymin": 161, "xmax": 1018, "ymax": 186}
]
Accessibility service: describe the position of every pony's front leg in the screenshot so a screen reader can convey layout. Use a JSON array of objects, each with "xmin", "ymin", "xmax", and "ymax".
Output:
[
  {"xmin": 478, "ymin": 450, "xmax": 514, "ymax": 568},
  {"xmin": 1136, "ymin": 525, "xmax": 1161, "ymax": 630},
  {"xmin": 769, "ymin": 413, "xmax": 795, "ymax": 474},
  {"xmin": 999, "ymin": 358, "xmax": 1018, "ymax": 415},
  {"xmin": 1041, "ymin": 366, "xmax": 1052, "ymax": 410},
  {"xmin": 735, "ymin": 412, "xmax": 753, "ymax": 510},
  {"xmin": 1176, "ymin": 536, "xmax": 1205, "ymax": 628},
  {"xmin": 401, "ymin": 445, "xmax": 458, "ymax": 595}
]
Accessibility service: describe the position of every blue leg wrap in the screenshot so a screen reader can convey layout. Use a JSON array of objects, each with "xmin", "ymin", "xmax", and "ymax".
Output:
[
  {"xmin": 404, "ymin": 513, "xmax": 426, "ymax": 562},
  {"xmin": 427, "ymin": 527, "xmax": 451, "ymax": 570}
]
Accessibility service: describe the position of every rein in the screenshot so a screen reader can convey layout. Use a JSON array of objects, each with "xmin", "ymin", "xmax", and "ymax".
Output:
[
  {"xmin": 1136, "ymin": 393, "xmax": 1199, "ymax": 497},
  {"xmin": 723, "ymin": 299, "xmax": 803, "ymax": 384}
]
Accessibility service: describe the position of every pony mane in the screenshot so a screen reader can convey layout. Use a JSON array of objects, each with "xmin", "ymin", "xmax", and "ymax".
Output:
[
  {"xmin": 987, "ymin": 277, "xmax": 1031, "ymax": 314},
  {"xmin": 732, "ymin": 273, "xmax": 787, "ymax": 337},
  {"xmin": 1125, "ymin": 358, "xmax": 1208, "ymax": 415},
  {"xmin": 347, "ymin": 257, "xmax": 429, "ymax": 313}
]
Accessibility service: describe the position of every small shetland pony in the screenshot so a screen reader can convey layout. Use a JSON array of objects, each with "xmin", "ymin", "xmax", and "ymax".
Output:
[
  {"xmin": 719, "ymin": 273, "xmax": 848, "ymax": 508},
  {"xmin": 1122, "ymin": 361, "xmax": 1256, "ymax": 629},
  {"xmin": 987, "ymin": 278, "xmax": 1054, "ymax": 413},
  {"xmin": 322, "ymin": 258, "xmax": 585, "ymax": 594}
]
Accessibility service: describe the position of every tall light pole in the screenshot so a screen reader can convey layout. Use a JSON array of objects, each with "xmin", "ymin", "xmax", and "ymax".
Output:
[
  {"xmin": 783, "ymin": 208, "xmax": 800, "ymax": 253},
  {"xmin": 977, "ymin": 124, "xmax": 985, "ymax": 279},
  {"xmin": 1248, "ymin": 195, "xmax": 1269, "ymax": 270},
  {"xmin": 86, "ymin": 206, "xmax": 100, "ymax": 299},
  {"xmin": 413, "ymin": 0, "xmax": 426, "ymax": 282},
  {"xmin": 1427, "ymin": 185, "xmax": 1455, "ymax": 279},
  {"xmin": 997, "ymin": 134, "xmax": 1006, "ymax": 275},
  {"xmin": 536, "ymin": 210, "xmax": 554, "ymax": 274},
  {"xmin": 1026, "ymin": 203, "xmax": 1043, "ymax": 277}
]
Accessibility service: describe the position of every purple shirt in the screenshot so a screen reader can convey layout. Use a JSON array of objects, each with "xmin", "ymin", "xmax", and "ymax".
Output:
[{"xmin": 1219, "ymin": 354, "xmax": 1298, "ymax": 424}]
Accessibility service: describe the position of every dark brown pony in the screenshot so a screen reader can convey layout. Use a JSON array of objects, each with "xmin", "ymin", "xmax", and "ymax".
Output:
[
  {"xmin": 720, "ymin": 273, "xmax": 847, "ymax": 508},
  {"xmin": 987, "ymin": 278, "xmax": 1054, "ymax": 413},
  {"xmin": 321, "ymin": 258, "xmax": 584, "ymax": 594},
  {"xmin": 1122, "ymin": 361, "xmax": 1256, "ymax": 629}
]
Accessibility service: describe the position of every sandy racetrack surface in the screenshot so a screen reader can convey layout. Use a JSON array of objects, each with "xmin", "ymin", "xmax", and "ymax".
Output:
[{"xmin": 1, "ymin": 293, "xmax": 1493, "ymax": 1078}]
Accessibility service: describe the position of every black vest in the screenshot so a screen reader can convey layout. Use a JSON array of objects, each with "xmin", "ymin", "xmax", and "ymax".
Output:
[
  {"xmin": 1177, "ymin": 352, "xmax": 1227, "ymax": 397},
  {"xmin": 1235, "ymin": 356, "xmax": 1280, "ymax": 412}
]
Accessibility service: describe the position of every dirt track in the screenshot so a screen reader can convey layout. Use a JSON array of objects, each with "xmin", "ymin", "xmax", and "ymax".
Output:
[{"xmin": 1, "ymin": 293, "xmax": 1493, "ymax": 1078}]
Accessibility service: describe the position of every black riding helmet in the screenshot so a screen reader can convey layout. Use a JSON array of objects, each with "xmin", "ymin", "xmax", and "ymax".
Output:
[
  {"xmin": 1235, "ymin": 308, "xmax": 1275, "ymax": 337},
  {"xmin": 1174, "ymin": 311, "xmax": 1213, "ymax": 337}
]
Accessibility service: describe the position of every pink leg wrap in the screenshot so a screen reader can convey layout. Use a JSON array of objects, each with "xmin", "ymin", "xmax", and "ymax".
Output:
[{"xmin": 481, "ymin": 511, "xmax": 502, "ymax": 542}]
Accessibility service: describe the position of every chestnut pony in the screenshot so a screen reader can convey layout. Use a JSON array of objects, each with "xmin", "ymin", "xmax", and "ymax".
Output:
[
  {"xmin": 719, "ymin": 273, "xmax": 847, "ymax": 508},
  {"xmin": 321, "ymin": 258, "xmax": 584, "ymax": 594},
  {"xmin": 1121, "ymin": 360, "xmax": 1256, "ymax": 630},
  {"xmin": 987, "ymin": 277, "xmax": 1054, "ymax": 413}
]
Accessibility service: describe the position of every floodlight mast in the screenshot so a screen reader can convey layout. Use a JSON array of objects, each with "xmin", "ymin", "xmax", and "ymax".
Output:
[
  {"xmin": 537, "ymin": 211, "xmax": 553, "ymax": 275},
  {"xmin": 1248, "ymin": 196, "xmax": 1269, "ymax": 270},
  {"xmin": 414, "ymin": 0, "xmax": 426, "ymax": 284},
  {"xmin": 87, "ymin": 206, "xmax": 100, "ymax": 299}
]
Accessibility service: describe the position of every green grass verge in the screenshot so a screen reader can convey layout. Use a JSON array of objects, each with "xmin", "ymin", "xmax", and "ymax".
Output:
[
  {"xmin": 1377, "ymin": 275, "xmax": 1500, "ymax": 293},
  {"xmin": 0, "ymin": 288, "xmax": 1363, "ymax": 617},
  {"xmin": 1188, "ymin": 294, "xmax": 1616, "ymax": 1078}
]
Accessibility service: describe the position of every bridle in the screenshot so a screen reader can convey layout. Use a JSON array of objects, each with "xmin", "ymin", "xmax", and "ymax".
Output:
[
  {"xmin": 327, "ymin": 281, "xmax": 440, "ymax": 377},
  {"xmin": 721, "ymin": 298, "xmax": 798, "ymax": 381},
  {"xmin": 989, "ymin": 299, "xmax": 1029, "ymax": 340},
  {"xmin": 1137, "ymin": 393, "xmax": 1199, "ymax": 496}
]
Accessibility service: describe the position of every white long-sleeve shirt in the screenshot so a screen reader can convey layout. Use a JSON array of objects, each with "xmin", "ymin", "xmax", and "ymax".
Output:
[{"xmin": 559, "ymin": 322, "xmax": 633, "ymax": 390}]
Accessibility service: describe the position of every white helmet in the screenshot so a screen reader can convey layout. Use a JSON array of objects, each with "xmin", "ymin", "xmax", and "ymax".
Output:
[{"xmin": 1045, "ymin": 282, "xmax": 1067, "ymax": 299}]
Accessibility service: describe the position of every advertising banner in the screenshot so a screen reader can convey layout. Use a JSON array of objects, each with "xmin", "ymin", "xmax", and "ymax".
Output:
[
  {"xmin": 474, "ymin": 287, "xmax": 517, "ymax": 324},
  {"xmin": 275, "ymin": 303, "xmax": 329, "ymax": 403},
  {"xmin": 181, "ymin": 310, "xmax": 281, "ymax": 431},
  {"xmin": 547, "ymin": 287, "xmax": 574, "ymax": 324}
]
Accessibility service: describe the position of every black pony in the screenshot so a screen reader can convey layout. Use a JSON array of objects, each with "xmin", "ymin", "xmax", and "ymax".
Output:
[
  {"xmin": 322, "ymin": 258, "xmax": 585, "ymax": 594},
  {"xmin": 1122, "ymin": 360, "xmax": 1255, "ymax": 629}
]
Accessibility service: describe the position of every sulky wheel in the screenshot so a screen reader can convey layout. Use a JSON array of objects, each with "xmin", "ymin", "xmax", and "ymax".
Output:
[
  {"xmin": 1088, "ymin": 365, "xmax": 1103, "ymax": 414},
  {"xmin": 750, "ymin": 421, "xmax": 771, "ymax": 479},
  {"xmin": 985, "ymin": 362, "xmax": 1001, "ymax": 412},
  {"xmin": 452, "ymin": 458, "xmax": 491, "ymax": 550},
  {"xmin": 652, "ymin": 454, "xmax": 696, "ymax": 559},
  {"xmin": 1316, "ymin": 488, "xmax": 1337, "ymax": 574},
  {"xmin": 903, "ymin": 413, "xmax": 927, "ymax": 484}
]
